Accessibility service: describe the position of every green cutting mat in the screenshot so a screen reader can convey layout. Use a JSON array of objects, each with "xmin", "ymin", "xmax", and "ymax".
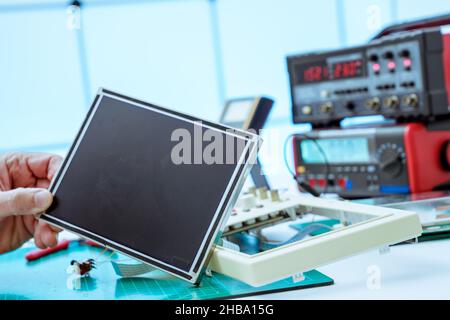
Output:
[{"xmin": 0, "ymin": 243, "xmax": 333, "ymax": 300}]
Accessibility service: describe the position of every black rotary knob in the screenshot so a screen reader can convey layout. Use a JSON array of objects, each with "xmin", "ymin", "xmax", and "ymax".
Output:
[
  {"xmin": 440, "ymin": 141, "xmax": 450, "ymax": 171},
  {"xmin": 379, "ymin": 147, "xmax": 404, "ymax": 178}
]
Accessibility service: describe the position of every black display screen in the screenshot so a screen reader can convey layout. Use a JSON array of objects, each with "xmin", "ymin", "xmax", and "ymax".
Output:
[{"xmin": 43, "ymin": 91, "xmax": 253, "ymax": 279}]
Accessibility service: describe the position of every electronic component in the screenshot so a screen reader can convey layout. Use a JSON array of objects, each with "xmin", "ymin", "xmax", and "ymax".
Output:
[
  {"xmin": 224, "ymin": 188, "xmax": 300, "ymax": 236},
  {"xmin": 220, "ymin": 97, "xmax": 274, "ymax": 188},
  {"xmin": 287, "ymin": 28, "xmax": 450, "ymax": 127},
  {"xmin": 293, "ymin": 123, "xmax": 450, "ymax": 198},
  {"xmin": 42, "ymin": 88, "xmax": 261, "ymax": 285}
]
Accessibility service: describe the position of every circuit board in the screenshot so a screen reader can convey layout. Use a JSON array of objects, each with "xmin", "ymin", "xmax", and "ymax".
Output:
[
  {"xmin": 0, "ymin": 243, "xmax": 333, "ymax": 300},
  {"xmin": 225, "ymin": 189, "xmax": 304, "ymax": 236}
]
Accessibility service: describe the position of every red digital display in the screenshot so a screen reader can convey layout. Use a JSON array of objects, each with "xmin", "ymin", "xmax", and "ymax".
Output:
[
  {"xmin": 295, "ymin": 61, "xmax": 329, "ymax": 84},
  {"xmin": 302, "ymin": 64, "xmax": 329, "ymax": 83},
  {"xmin": 332, "ymin": 59, "xmax": 364, "ymax": 79},
  {"xmin": 295, "ymin": 59, "xmax": 365, "ymax": 84}
]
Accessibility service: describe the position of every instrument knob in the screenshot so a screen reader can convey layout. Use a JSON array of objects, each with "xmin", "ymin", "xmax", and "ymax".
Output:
[
  {"xmin": 378, "ymin": 147, "xmax": 404, "ymax": 178},
  {"xmin": 440, "ymin": 141, "xmax": 450, "ymax": 171},
  {"xmin": 384, "ymin": 95, "xmax": 400, "ymax": 109}
]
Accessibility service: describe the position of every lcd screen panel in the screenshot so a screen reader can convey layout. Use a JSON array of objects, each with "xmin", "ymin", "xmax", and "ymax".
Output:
[
  {"xmin": 221, "ymin": 99, "xmax": 254, "ymax": 127},
  {"xmin": 300, "ymin": 138, "xmax": 370, "ymax": 164},
  {"xmin": 43, "ymin": 89, "xmax": 258, "ymax": 283}
]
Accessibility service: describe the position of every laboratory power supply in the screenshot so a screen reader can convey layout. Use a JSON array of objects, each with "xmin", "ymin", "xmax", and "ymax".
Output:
[{"xmin": 287, "ymin": 28, "xmax": 450, "ymax": 127}]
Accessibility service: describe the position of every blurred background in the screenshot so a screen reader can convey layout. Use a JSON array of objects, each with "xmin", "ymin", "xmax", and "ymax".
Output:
[{"xmin": 0, "ymin": 0, "xmax": 449, "ymax": 186}]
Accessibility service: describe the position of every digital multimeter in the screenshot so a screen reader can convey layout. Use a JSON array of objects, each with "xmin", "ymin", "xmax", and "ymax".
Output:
[{"xmin": 293, "ymin": 123, "xmax": 450, "ymax": 198}]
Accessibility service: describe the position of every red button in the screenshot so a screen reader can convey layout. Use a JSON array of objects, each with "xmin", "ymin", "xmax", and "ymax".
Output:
[
  {"xmin": 318, "ymin": 178, "xmax": 326, "ymax": 188},
  {"xmin": 372, "ymin": 63, "xmax": 380, "ymax": 73},
  {"xmin": 338, "ymin": 178, "xmax": 347, "ymax": 189},
  {"xmin": 387, "ymin": 61, "xmax": 396, "ymax": 70},
  {"xmin": 309, "ymin": 179, "xmax": 316, "ymax": 187},
  {"xmin": 403, "ymin": 58, "xmax": 412, "ymax": 69}
]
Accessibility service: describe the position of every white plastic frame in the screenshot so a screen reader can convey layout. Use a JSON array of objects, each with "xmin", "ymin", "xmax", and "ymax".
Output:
[{"xmin": 210, "ymin": 195, "xmax": 422, "ymax": 287}]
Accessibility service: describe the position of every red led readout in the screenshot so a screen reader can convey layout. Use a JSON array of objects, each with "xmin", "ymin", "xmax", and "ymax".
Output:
[
  {"xmin": 332, "ymin": 59, "xmax": 363, "ymax": 79},
  {"xmin": 303, "ymin": 65, "xmax": 329, "ymax": 83},
  {"xmin": 297, "ymin": 58, "xmax": 365, "ymax": 84}
]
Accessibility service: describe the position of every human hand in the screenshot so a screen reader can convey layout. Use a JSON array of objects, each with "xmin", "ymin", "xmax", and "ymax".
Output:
[{"xmin": 0, "ymin": 152, "xmax": 62, "ymax": 254}]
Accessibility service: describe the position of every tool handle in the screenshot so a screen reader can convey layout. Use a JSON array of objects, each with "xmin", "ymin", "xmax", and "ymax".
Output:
[
  {"xmin": 25, "ymin": 239, "xmax": 71, "ymax": 261},
  {"xmin": 84, "ymin": 240, "xmax": 104, "ymax": 248}
]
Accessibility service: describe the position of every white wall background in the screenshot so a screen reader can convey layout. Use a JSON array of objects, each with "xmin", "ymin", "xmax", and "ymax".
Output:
[{"xmin": 0, "ymin": 0, "xmax": 448, "ymax": 184}]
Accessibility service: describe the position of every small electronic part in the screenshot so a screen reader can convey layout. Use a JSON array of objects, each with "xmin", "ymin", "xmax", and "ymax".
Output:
[
  {"xmin": 236, "ymin": 194, "xmax": 257, "ymax": 212},
  {"xmin": 270, "ymin": 190, "xmax": 280, "ymax": 202},
  {"xmin": 224, "ymin": 188, "xmax": 305, "ymax": 236},
  {"xmin": 258, "ymin": 187, "xmax": 269, "ymax": 200}
]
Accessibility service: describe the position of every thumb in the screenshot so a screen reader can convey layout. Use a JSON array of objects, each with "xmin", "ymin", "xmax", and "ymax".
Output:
[{"xmin": 0, "ymin": 188, "xmax": 53, "ymax": 219}]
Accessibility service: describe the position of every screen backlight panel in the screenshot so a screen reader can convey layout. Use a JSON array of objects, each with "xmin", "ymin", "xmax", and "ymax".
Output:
[
  {"xmin": 222, "ymin": 100, "xmax": 254, "ymax": 124},
  {"xmin": 300, "ymin": 138, "xmax": 371, "ymax": 164}
]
